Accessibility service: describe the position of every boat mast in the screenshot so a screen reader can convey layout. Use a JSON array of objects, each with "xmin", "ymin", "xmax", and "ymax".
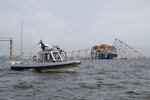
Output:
[{"xmin": 20, "ymin": 20, "xmax": 23, "ymax": 58}]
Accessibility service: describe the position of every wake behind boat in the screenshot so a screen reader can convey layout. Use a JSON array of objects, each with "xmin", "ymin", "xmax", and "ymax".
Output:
[{"xmin": 11, "ymin": 44, "xmax": 81, "ymax": 72}]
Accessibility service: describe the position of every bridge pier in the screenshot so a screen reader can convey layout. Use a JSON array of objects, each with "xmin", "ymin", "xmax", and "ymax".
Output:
[{"xmin": 0, "ymin": 38, "xmax": 13, "ymax": 60}]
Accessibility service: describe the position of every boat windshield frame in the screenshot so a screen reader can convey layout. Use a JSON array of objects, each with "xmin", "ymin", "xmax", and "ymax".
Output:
[
  {"xmin": 38, "ymin": 50, "xmax": 66, "ymax": 63},
  {"xmin": 51, "ymin": 51, "xmax": 63, "ymax": 62}
]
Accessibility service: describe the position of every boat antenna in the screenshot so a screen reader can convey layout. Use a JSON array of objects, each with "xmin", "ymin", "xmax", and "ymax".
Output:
[{"xmin": 20, "ymin": 20, "xmax": 23, "ymax": 58}]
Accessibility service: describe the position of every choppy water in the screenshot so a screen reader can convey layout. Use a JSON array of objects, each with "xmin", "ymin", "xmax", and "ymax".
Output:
[{"xmin": 0, "ymin": 59, "xmax": 150, "ymax": 100}]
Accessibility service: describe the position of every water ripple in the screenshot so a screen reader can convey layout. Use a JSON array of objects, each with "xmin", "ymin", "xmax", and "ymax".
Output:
[{"xmin": 0, "ymin": 59, "xmax": 150, "ymax": 100}]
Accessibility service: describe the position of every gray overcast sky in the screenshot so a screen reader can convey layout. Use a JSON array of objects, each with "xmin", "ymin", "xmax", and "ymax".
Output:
[{"xmin": 0, "ymin": 0, "xmax": 150, "ymax": 56}]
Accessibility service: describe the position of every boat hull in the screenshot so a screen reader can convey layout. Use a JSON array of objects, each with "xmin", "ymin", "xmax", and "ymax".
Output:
[{"xmin": 11, "ymin": 60, "xmax": 81, "ymax": 72}]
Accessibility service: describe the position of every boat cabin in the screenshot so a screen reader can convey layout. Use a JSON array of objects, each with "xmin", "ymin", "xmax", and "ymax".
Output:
[{"xmin": 37, "ymin": 48, "xmax": 66, "ymax": 63}]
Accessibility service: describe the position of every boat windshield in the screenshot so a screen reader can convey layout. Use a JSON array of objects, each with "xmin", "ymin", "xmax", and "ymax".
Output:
[
  {"xmin": 60, "ymin": 52, "xmax": 66, "ymax": 60},
  {"xmin": 52, "ymin": 52, "xmax": 61, "ymax": 61}
]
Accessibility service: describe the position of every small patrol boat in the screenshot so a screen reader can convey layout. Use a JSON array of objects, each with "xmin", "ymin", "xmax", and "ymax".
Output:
[{"xmin": 11, "ymin": 46, "xmax": 81, "ymax": 72}]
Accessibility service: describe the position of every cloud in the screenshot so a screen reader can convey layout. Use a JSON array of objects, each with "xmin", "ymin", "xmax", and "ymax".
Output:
[{"xmin": 0, "ymin": 0, "xmax": 150, "ymax": 55}]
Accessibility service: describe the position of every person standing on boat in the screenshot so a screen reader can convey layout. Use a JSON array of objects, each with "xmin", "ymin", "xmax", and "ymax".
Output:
[{"xmin": 38, "ymin": 40, "xmax": 45, "ymax": 51}]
